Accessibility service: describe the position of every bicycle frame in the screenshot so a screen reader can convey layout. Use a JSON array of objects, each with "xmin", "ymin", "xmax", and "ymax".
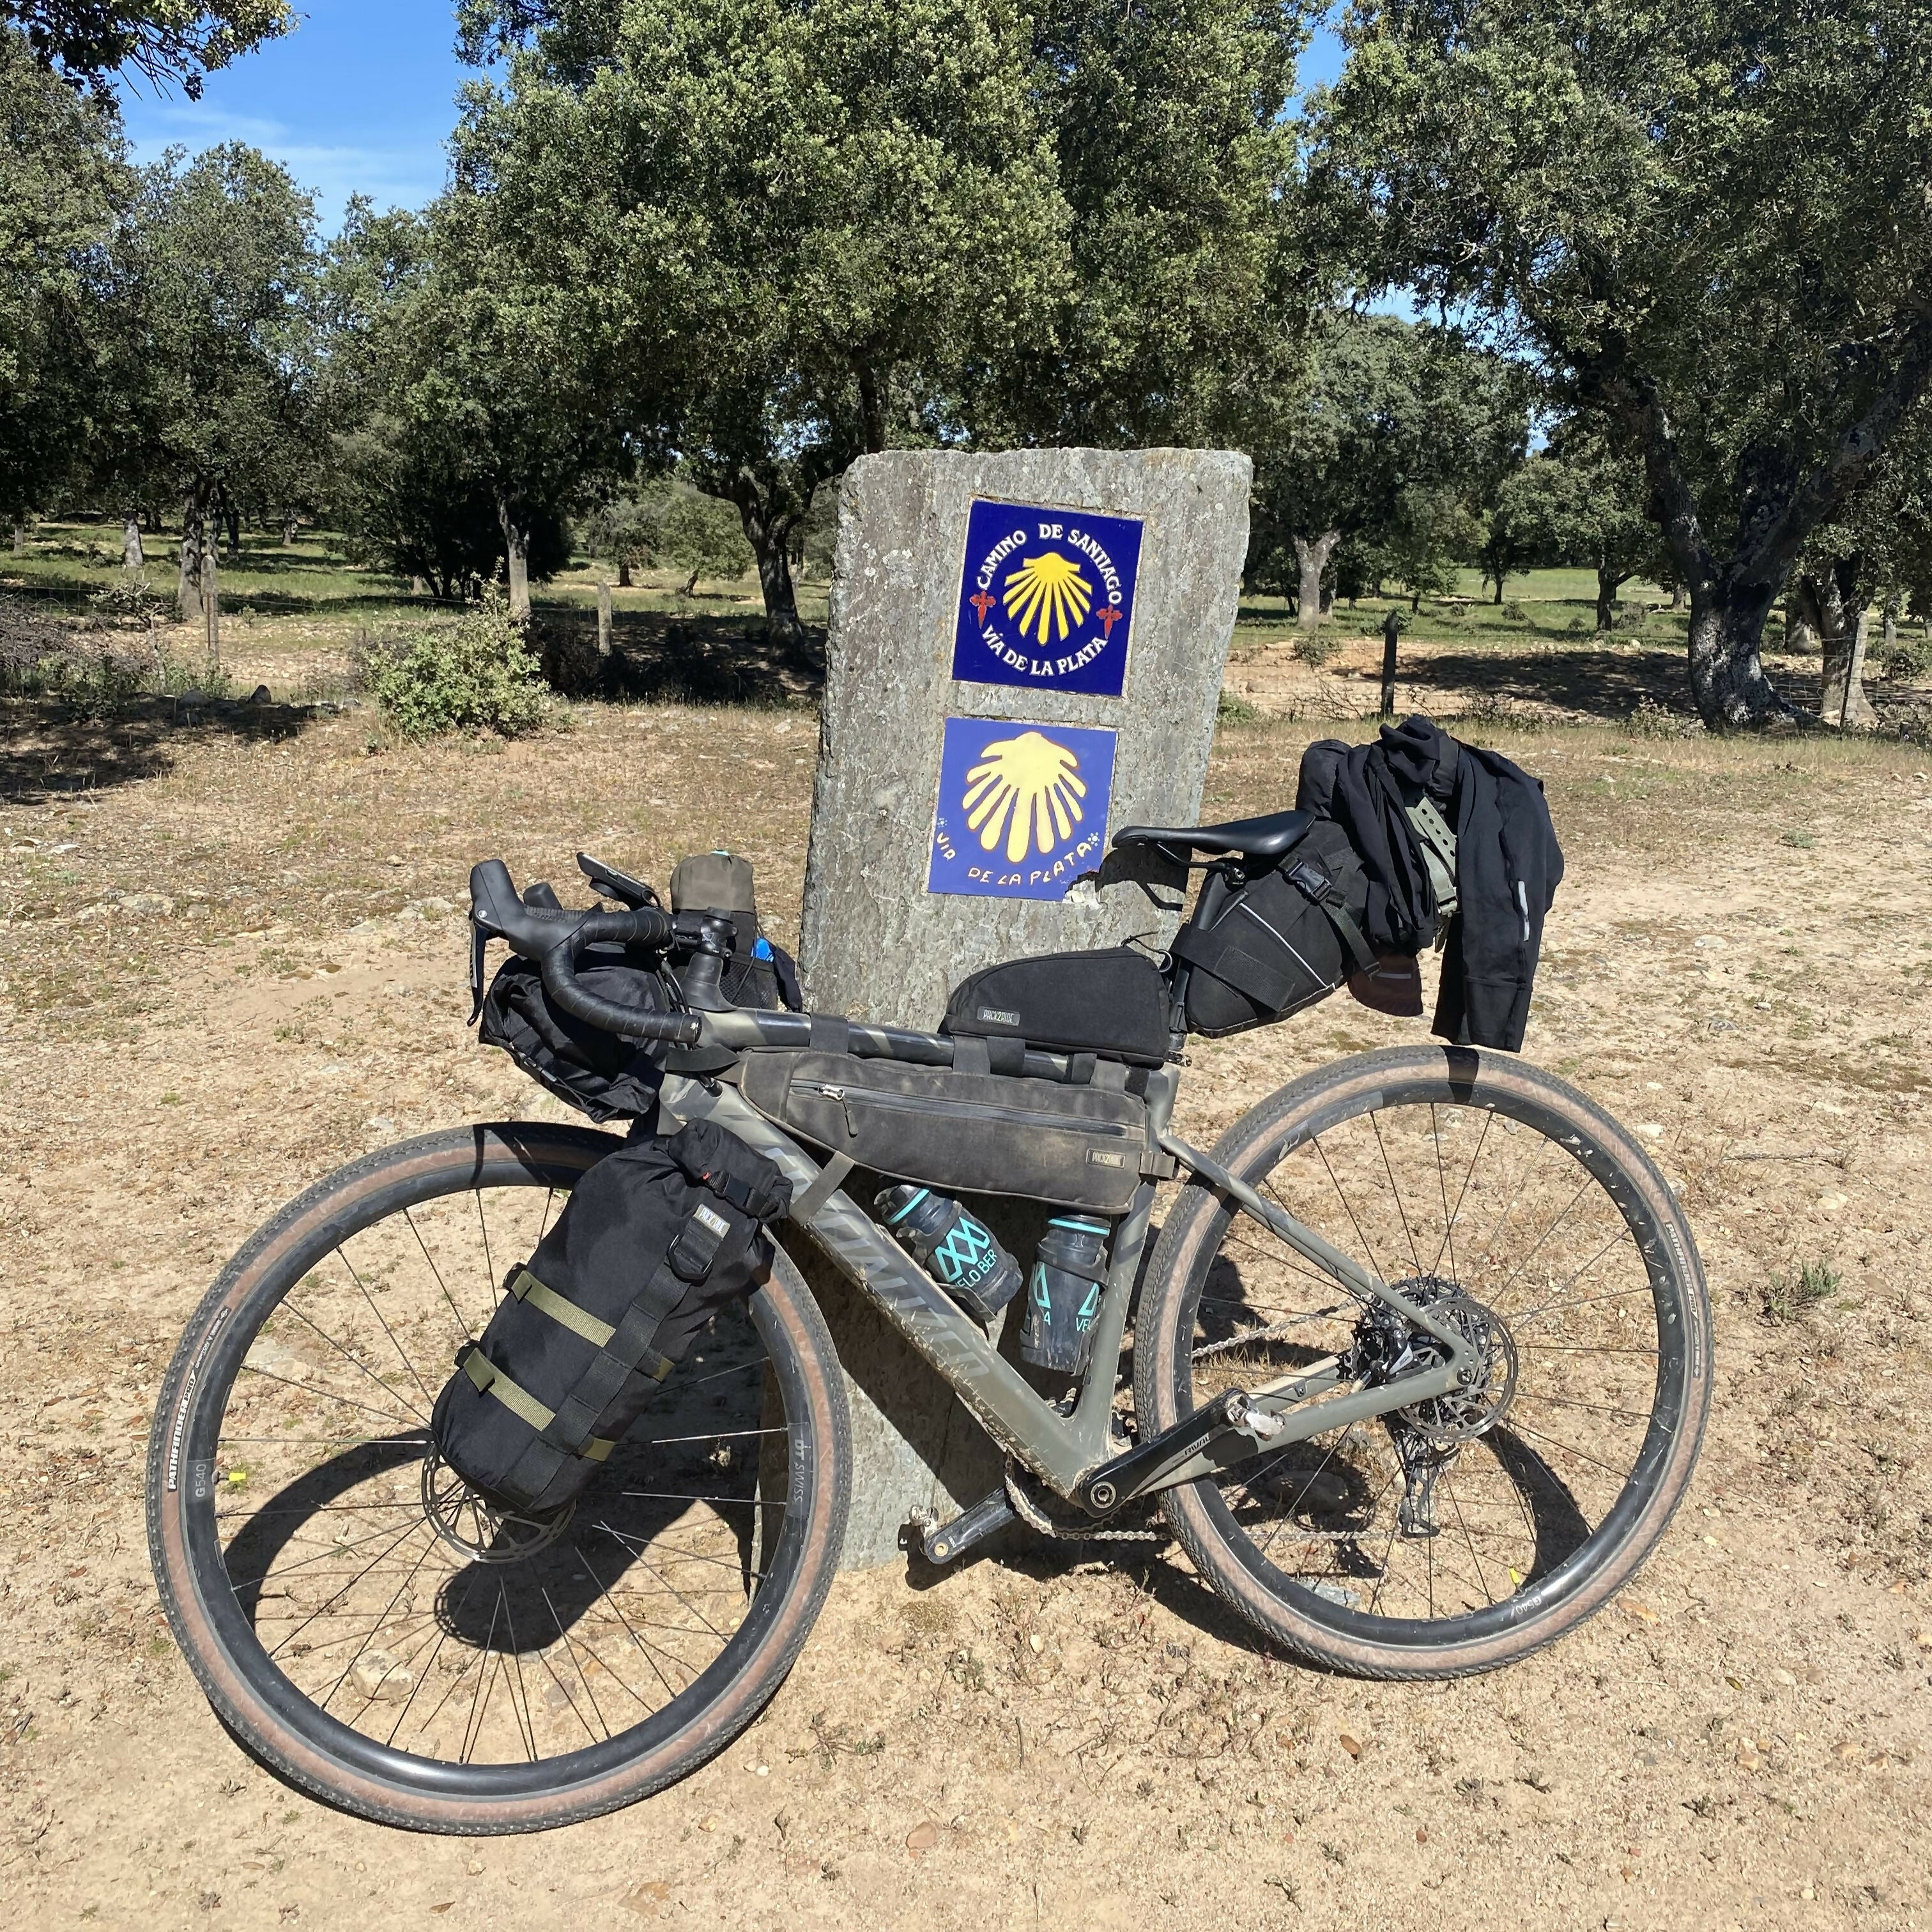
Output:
[{"xmin": 667, "ymin": 1070, "xmax": 1482, "ymax": 1513}]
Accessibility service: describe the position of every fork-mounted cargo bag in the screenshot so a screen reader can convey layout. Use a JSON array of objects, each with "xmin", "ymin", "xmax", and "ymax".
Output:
[
  {"xmin": 1171, "ymin": 820, "xmax": 1377, "ymax": 1038},
  {"xmin": 940, "ymin": 947, "xmax": 1170, "ymax": 1066},
  {"xmin": 737, "ymin": 1050, "xmax": 1149, "ymax": 1213},
  {"xmin": 429, "ymin": 1120, "xmax": 792, "ymax": 1514}
]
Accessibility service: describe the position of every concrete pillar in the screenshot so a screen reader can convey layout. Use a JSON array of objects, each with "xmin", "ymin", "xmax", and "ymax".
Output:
[{"xmin": 795, "ymin": 447, "xmax": 1250, "ymax": 1566}]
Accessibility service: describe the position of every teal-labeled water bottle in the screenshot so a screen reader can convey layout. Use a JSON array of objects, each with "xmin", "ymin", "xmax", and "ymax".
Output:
[
  {"xmin": 875, "ymin": 1184, "xmax": 1023, "ymax": 1322},
  {"xmin": 1019, "ymin": 1217, "xmax": 1111, "ymax": 1374}
]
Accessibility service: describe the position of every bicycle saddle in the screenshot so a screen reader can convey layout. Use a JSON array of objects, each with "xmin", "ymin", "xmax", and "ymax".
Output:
[{"xmin": 1111, "ymin": 808, "xmax": 1314, "ymax": 860}]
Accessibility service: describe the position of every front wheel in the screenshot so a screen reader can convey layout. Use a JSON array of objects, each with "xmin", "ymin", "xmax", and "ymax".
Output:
[
  {"xmin": 1136, "ymin": 1046, "xmax": 1711, "ymax": 1678},
  {"xmin": 147, "ymin": 1123, "xmax": 851, "ymax": 1832}
]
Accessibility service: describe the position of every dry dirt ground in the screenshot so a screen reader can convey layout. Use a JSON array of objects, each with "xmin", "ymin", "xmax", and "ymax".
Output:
[{"xmin": 1, "ymin": 686, "xmax": 1930, "ymax": 1931}]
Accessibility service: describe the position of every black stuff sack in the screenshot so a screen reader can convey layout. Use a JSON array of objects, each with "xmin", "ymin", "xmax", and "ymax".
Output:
[
  {"xmin": 941, "ymin": 947, "xmax": 1171, "ymax": 1067},
  {"xmin": 1170, "ymin": 820, "xmax": 1377, "ymax": 1037},
  {"xmin": 477, "ymin": 946, "xmax": 671, "ymax": 1123},
  {"xmin": 430, "ymin": 1119, "xmax": 792, "ymax": 1515}
]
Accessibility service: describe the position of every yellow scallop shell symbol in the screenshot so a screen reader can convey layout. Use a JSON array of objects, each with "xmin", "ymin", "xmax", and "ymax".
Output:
[
  {"xmin": 962, "ymin": 730, "xmax": 1087, "ymax": 865},
  {"xmin": 1002, "ymin": 549, "xmax": 1093, "ymax": 647}
]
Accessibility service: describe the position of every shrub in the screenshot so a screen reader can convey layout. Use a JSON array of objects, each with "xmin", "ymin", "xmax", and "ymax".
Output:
[
  {"xmin": 360, "ymin": 592, "xmax": 553, "ymax": 740},
  {"xmin": 1292, "ymin": 631, "xmax": 1340, "ymax": 668},
  {"xmin": 1873, "ymin": 627, "xmax": 1932, "ymax": 684},
  {"xmin": 1501, "ymin": 599, "xmax": 1528, "ymax": 622},
  {"xmin": 1759, "ymin": 1258, "xmax": 1841, "ymax": 1324},
  {"xmin": 1216, "ymin": 689, "xmax": 1259, "ymax": 724},
  {"xmin": 1623, "ymin": 696, "xmax": 1704, "ymax": 739},
  {"xmin": 87, "ymin": 572, "xmax": 170, "ymax": 626}
]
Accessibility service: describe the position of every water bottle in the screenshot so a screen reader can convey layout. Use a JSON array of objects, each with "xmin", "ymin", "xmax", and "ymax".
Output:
[
  {"xmin": 875, "ymin": 1184, "xmax": 1023, "ymax": 1322},
  {"xmin": 1019, "ymin": 1218, "xmax": 1111, "ymax": 1374}
]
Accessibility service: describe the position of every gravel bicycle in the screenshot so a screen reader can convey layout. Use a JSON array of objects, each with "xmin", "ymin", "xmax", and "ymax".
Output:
[{"xmin": 148, "ymin": 809, "xmax": 1711, "ymax": 1832}]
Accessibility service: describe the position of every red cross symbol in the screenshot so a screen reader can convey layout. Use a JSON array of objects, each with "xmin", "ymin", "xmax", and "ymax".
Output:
[
  {"xmin": 1096, "ymin": 604, "xmax": 1123, "ymax": 638},
  {"xmin": 969, "ymin": 589, "xmax": 995, "ymax": 627}
]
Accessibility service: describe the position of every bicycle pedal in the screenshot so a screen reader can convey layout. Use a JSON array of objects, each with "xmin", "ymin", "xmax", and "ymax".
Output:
[{"xmin": 919, "ymin": 1487, "xmax": 1016, "ymax": 1567}]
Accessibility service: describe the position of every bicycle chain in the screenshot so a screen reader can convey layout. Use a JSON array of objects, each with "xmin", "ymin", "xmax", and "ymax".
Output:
[{"xmin": 1002, "ymin": 1460, "xmax": 1167, "ymax": 1544}]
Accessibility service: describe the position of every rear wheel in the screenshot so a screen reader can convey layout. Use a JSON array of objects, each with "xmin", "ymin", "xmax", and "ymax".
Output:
[
  {"xmin": 148, "ymin": 1123, "xmax": 850, "ymax": 1832},
  {"xmin": 1136, "ymin": 1046, "xmax": 1710, "ymax": 1678}
]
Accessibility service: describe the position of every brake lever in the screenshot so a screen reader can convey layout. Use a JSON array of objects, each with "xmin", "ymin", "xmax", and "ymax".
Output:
[{"xmin": 468, "ymin": 916, "xmax": 490, "ymax": 1025}]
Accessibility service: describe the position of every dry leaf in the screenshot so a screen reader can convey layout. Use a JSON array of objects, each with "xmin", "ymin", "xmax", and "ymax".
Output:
[
  {"xmin": 429, "ymin": 1908, "xmax": 453, "ymax": 1917},
  {"xmin": 1622, "ymin": 1598, "xmax": 1660, "ymax": 1624},
  {"xmin": 698, "ymin": 1815, "xmax": 721, "ymax": 1833},
  {"xmin": 1338, "ymin": 1732, "xmax": 1363, "ymax": 1759},
  {"xmin": 620, "ymin": 1881, "xmax": 673, "ymax": 1917},
  {"xmin": 1832, "ymin": 1740, "xmax": 1860, "ymax": 1763},
  {"xmin": 905, "ymin": 1820, "xmax": 939, "ymax": 1853}
]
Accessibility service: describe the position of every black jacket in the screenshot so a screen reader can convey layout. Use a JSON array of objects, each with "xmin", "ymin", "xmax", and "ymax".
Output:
[{"xmin": 1297, "ymin": 718, "xmax": 1563, "ymax": 1052}]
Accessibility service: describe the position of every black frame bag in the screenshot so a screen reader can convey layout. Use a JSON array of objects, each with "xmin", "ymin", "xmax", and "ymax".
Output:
[
  {"xmin": 430, "ymin": 1120, "xmax": 792, "ymax": 1515},
  {"xmin": 1172, "ymin": 821, "xmax": 1377, "ymax": 1037}
]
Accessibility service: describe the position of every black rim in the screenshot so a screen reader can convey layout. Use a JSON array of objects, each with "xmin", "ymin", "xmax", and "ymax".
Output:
[
  {"xmin": 169, "ymin": 1130, "xmax": 819, "ymax": 1797},
  {"xmin": 1175, "ymin": 1063, "xmax": 1701, "ymax": 1648}
]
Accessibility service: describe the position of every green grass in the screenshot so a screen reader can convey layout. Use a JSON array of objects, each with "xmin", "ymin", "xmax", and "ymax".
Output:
[
  {"xmin": 1, "ymin": 516, "xmax": 821, "ymax": 657},
  {"xmin": 1234, "ymin": 567, "xmax": 1690, "ymax": 654}
]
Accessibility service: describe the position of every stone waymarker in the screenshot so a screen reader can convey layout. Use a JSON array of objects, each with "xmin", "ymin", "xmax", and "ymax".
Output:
[{"xmin": 790, "ymin": 446, "xmax": 1251, "ymax": 1567}]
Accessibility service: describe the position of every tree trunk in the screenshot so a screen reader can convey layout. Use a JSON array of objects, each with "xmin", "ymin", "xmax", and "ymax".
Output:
[
  {"xmin": 178, "ymin": 496, "xmax": 206, "ymax": 622},
  {"xmin": 1380, "ymin": 613, "xmax": 1401, "ymax": 719},
  {"xmin": 1671, "ymin": 583, "xmax": 1685, "ymax": 611},
  {"xmin": 1292, "ymin": 530, "xmax": 1340, "ymax": 633},
  {"xmin": 855, "ymin": 357, "xmax": 889, "ymax": 456},
  {"xmin": 1784, "ymin": 578, "xmax": 1823, "ymax": 655},
  {"xmin": 498, "ymin": 502, "xmax": 531, "ymax": 621},
  {"xmin": 1595, "ymin": 566, "xmax": 1625, "ymax": 634},
  {"xmin": 224, "ymin": 499, "xmax": 241, "ymax": 560},
  {"xmin": 282, "ymin": 518, "xmax": 298, "ymax": 547},
  {"xmin": 1493, "ymin": 574, "xmax": 1504, "ymax": 604},
  {"xmin": 1685, "ymin": 579, "xmax": 1786, "ymax": 727},
  {"xmin": 596, "ymin": 576, "xmax": 613, "ymax": 659},
  {"xmin": 121, "ymin": 516, "xmax": 143, "ymax": 569},
  {"xmin": 1816, "ymin": 561, "xmax": 1874, "ymax": 727},
  {"xmin": 10, "ymin": 523, "xmax": 23, "ymax": 556},
  {"xmin": 617, "ymin": 558, "xmax": 632, "ymax": 589},
  {"xmin": 201, "ymin": 545, "xmax": 219, "ymax": 668}
]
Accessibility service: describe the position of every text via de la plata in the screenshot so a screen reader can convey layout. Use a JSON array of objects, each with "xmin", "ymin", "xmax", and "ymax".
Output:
[
  {"xmin": 927, "ymin": 716, "xmax": 1119, "ymax": 903},
  {"xmin": 951, "ymin": 498, "xmax": 1144, "ymax": 698}
]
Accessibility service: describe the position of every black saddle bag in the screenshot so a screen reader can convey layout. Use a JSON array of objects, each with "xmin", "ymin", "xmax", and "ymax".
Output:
[
  {"xmin": 429, "ymin": 1119, "xmax": 792, "ymax": 1515},
  {"xmin": 940, "ymin": 947, "xmax": 1170, "ymax": 1066},
  {"xmin": 1171, "ymin": 820, "xmax": 1377, "ymax": 1037},
  {"xmin": 737, "ymin": 1049, "xmax": 1150, "ymax": 1213},
  {"xmin": 477, "ymin": 946, "xmax": 671, "ymax": 1123}
]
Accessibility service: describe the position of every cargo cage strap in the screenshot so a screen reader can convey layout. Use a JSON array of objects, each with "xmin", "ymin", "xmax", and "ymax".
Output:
[{"xmin": 460, "ymin": 1346, "xmax": 618, "ymax": 1462}]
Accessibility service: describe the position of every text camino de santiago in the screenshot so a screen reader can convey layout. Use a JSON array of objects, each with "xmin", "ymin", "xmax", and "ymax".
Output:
[{"xmin": 970, "ymin": 521, "xmax": 1128, "ymax": 678}]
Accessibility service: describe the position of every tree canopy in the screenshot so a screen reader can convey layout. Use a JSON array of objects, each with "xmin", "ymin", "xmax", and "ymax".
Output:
[
  {"xmin": 1308, "ymin": 0, "xmax": 1932, "ymax": 725},
  {"xmin": 4, "ymin": 0, "xmax": 292, "ymax": 96}
]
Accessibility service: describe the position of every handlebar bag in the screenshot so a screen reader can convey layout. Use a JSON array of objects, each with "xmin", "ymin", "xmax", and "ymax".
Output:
[
  {"xmin": 737, "ymin": 1050, "xmax": 1150, "ymax": 1213},
  {"xmin": 430, "ymin": 1119, "xmax": 793, "ymax": 1516},
  {"xmin": 940, "ymin": 947, "xmax": 1170, "ymax": 1066},
  {"xmin": 477, "ymin": 942, "xmax": 673, "ymax": 1123},
  {"xmin": 1170, "ymin": 820, "xmax": 1377, "ymax": 1037}
]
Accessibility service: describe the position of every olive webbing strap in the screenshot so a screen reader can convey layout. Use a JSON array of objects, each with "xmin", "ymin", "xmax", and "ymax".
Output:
[{"xmin": 461, "ymin": 1347, "xmax": 617, "ymax": 1461}]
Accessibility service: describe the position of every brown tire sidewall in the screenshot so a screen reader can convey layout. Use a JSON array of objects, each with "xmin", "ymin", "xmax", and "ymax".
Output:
[
  {"xmin": 147, "ymin": 1124, "xmax": 850, "ymax": 1832},
  {"xmin": 1138, "ymin": 1046, "xmax": 1712, "ymax": 1677}
]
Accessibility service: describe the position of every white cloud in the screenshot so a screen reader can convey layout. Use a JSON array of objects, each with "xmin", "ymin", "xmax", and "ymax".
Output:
[{"xmin": 121, "ymin": 102, "xmax": 448, "ymax": 231}]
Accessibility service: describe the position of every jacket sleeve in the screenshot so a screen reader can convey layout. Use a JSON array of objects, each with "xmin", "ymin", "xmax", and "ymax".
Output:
[{"xmin": 1431, "ymin": 749, "xmax": 1563, "ymax": 1052}]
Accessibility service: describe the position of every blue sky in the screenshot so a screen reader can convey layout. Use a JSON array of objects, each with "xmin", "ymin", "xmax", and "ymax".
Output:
[
  {"xmin": 117, "ymin": 6, "xmax": 1348, "ymax": 236},
  {"xmin": 118, "ymin": 4, "xmax": 477, "ymax": 229}
]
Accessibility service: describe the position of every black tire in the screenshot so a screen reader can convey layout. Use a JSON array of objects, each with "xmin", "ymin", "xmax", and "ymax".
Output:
[
  {"xmin": 1136, "ymin": 1046, "xmax": 1711, "ymax": 1678},
  {"xmin": 147, "ymin": 1123, "xmax": 851, "ymax": 1832}
]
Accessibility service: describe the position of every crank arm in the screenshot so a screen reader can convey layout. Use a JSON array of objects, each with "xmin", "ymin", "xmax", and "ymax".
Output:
[{"xmin": 1160, "ymin": 1131, "xmax": 1483, "ymax": 1372}]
